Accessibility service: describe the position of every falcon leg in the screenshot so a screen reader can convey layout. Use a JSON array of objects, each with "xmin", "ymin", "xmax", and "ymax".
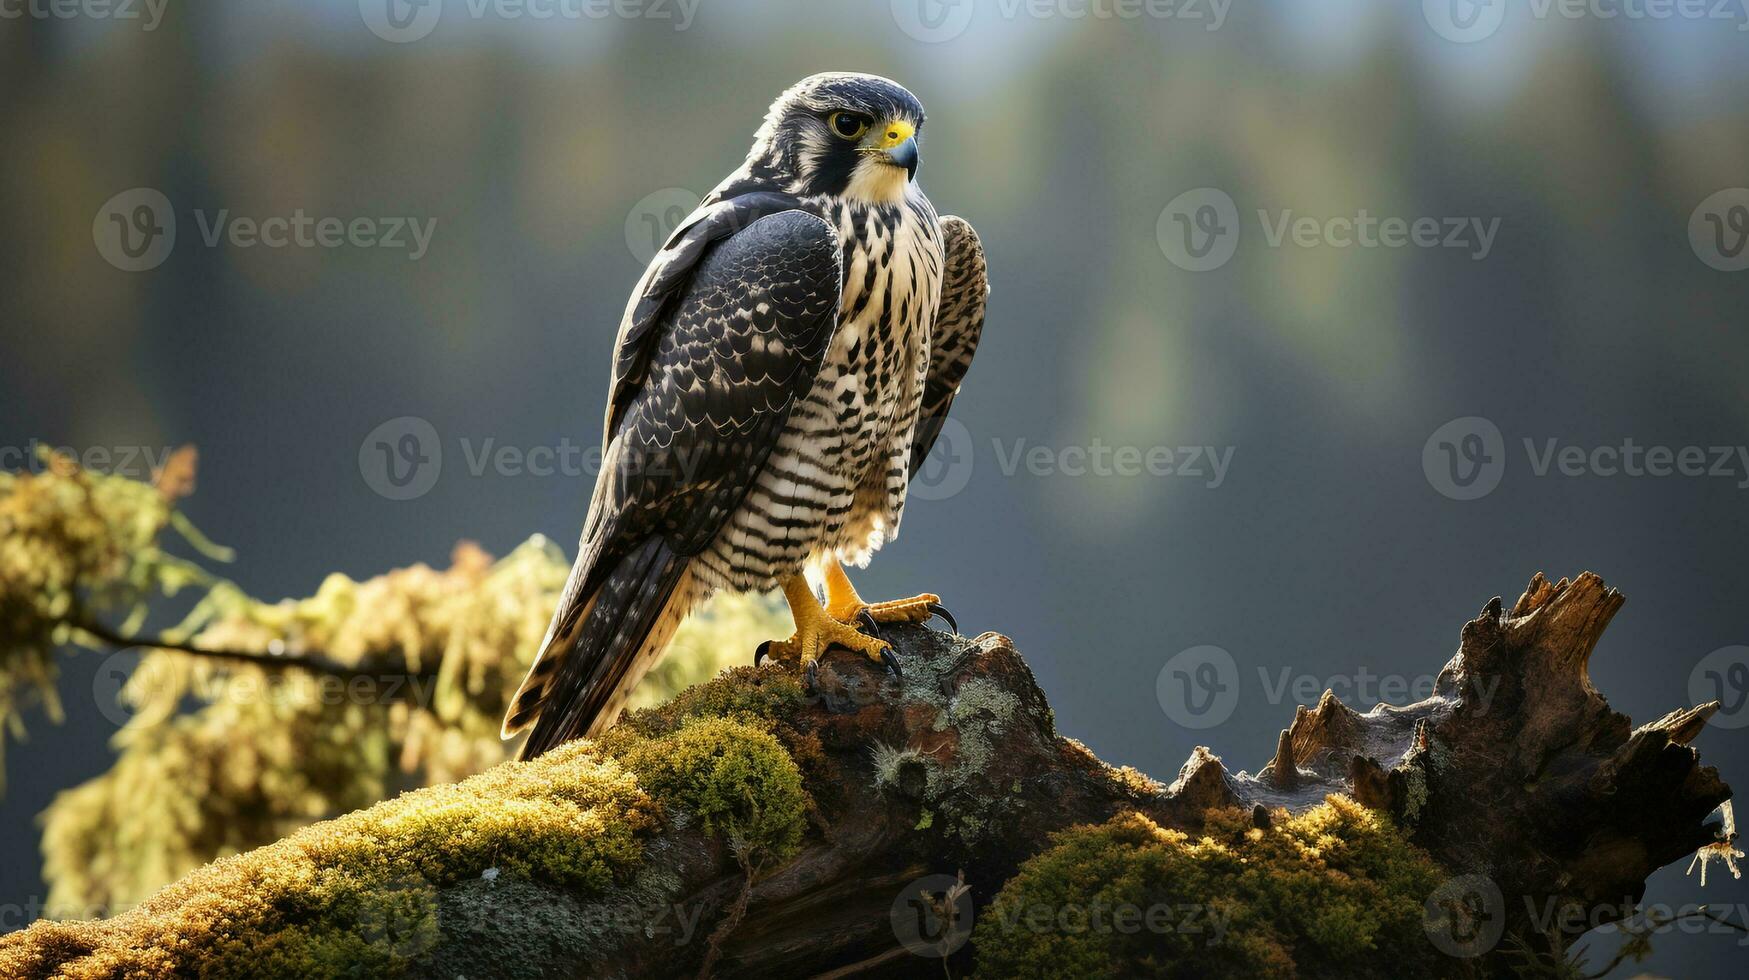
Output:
[
  {"xmin": 759, "ymin": 573, "xmax": 894, "ymax": 671},
  {"xmin": 822, "ymin": 560, "xmax": 956, "ymax": 634}
]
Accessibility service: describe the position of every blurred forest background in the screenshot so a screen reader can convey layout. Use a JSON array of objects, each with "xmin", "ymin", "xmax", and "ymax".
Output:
[{"xmin": 2, "ymin": 1, "xmax": 1747, "ymax": 975}]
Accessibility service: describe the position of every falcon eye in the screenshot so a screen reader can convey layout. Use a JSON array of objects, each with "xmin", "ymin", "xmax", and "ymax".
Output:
[{"xmin": 827, "ymin": 111, "xmax": 870, "ymax": 141}]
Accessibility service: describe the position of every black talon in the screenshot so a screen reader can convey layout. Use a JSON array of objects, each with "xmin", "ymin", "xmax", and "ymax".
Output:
[
  {"xmin": 927, "ymin": 603, "xmax": 958, "ymax": 635},
  {"xmin": 857, "ymin": 609, "xmax": 884, "ymax": 638},
  {"xmin": 880, "ymin": 646, "xmax": 903, "ymax": 678},
  {"xmin": 804, "ymin": 658, "xmax": 819, "ymax": 691},
  {"xmin": 754, "ymin": 640, "xmax": 772, "ymax": 667}
]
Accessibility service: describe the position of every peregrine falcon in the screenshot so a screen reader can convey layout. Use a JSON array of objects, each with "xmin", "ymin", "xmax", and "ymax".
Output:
[{"xmin": 505, "ymin": 73, "xmax": 989, "ymax": 758}]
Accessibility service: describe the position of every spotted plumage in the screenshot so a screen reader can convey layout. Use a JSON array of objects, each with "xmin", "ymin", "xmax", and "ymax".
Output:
[{"xmin": 507, "ymin": 73, "xmax": 988, "ymax": 757}]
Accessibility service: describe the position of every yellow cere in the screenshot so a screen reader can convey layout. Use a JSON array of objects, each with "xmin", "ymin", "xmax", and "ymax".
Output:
[{"xmin": 877, "ymin": 120, "xmax": 915, "ymax": 149}]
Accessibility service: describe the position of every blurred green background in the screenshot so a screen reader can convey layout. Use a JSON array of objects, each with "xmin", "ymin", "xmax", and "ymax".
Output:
[{"xmin": 3, "ymin": 0, "xmax": 1748, "ymax": 973}]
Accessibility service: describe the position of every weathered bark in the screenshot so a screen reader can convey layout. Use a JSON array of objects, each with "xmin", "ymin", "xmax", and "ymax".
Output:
[
  {"xmin": 433, "ymin": 571, "xmax": 1731, "ymax": 978},
  {"xmin": 8, "ymin": 572, "xmax": 1734, "ymax": 979}
]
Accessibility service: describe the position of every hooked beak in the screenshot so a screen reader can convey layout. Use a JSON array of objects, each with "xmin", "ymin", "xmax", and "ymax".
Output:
[
  {"xmin": 887, "ymin": 137, "xmax": 920, "ymax": 180},
  {"xmin": 865, "ymin": 120, "xmax": 920, "ymax": 181}
]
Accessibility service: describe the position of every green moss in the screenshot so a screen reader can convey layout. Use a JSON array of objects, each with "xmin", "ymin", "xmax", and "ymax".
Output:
[
  {"xmin": 975, "ymin": 797, "xmax": 1465, "ymax": 980},
  {"xmin": 617, "ymin": 716, "xmax": 808, "ymax": 865},
  {"xmin": 0, "ymin": 741, "xmax": 658, "ymax": 979},
  {"xmin": 616, "ymin": 665, "xmax": 807, "ymax": 739}
]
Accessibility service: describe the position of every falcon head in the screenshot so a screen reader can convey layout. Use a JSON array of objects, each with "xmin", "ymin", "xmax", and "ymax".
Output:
[{"xmin": 750, "ymin": 72, "xmax": 926, "ymax": 205}]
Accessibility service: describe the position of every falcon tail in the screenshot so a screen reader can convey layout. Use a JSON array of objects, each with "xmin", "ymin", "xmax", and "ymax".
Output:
[{"xmin": 504, "ymin": 537, "xmax": 692, "ymax": 759}]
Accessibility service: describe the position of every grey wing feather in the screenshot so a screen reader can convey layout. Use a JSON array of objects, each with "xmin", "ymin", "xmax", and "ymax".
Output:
[
  {"xmin": 911, "ymin": 215, "xmax": 988, "ymax": 476},
  {"xmin": 504, "ymin": 206, "xmax": 842, "ymax": 739}
]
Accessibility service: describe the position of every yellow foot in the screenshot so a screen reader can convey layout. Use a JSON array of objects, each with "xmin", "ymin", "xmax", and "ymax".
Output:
[
  {"xmin": 821, "ymin": 561, "xmax": 957, "ymax": 633},
  {"xmin": 831, "ymin": 592, "xmax": 944, "ymax": 626},
  {"xmin": 757, "ymin": 574, "xmax": 902, "ymax": 679}
]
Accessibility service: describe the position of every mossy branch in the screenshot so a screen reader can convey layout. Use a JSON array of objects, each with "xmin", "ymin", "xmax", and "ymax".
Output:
[
  {"xmin": 67, "ymin": 613, "xmax": 440, "ymax": 686},
  {"xmin": 0, "ymin": 575, "xmax": 1736, "ymax": 979}
]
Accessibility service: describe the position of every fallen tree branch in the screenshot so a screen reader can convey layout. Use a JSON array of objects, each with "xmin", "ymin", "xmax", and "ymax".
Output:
[
  {"xmin": 68, "ymin": 616, "xmax": 441, "ymax": 686},
  {"xmin": 1, "ymin": 572, "xmax": 1732, "ymax": 979}
]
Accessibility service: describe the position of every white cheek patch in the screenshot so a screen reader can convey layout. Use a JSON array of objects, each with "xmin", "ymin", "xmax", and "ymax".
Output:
[{"xmin": 842, "ymin": 157, "xmax": 908, "ymax": 205}]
